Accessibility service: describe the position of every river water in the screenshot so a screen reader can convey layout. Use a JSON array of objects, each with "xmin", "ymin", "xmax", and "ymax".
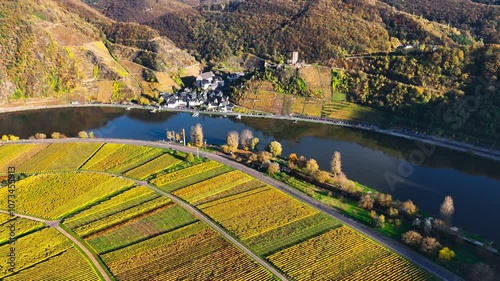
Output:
[{"xmin": 1, "ymin": 107, "xmax": 499, "ymax": 243}]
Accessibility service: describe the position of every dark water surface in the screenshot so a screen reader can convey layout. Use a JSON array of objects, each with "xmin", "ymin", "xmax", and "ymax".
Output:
[{"xmin": 1, "ymin": 107, "xmax": 499, "ymax": 243}]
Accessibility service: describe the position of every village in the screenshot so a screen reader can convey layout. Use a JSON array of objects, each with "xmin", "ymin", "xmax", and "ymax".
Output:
[{"xmin": 158, "ymin": 71, "xmax": 245, "ymax": 113}]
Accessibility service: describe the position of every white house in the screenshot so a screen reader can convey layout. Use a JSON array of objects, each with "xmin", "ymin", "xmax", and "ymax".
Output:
[{"xmin": 196, "ymin": 72, "xmax": 215, "ymax": 88}]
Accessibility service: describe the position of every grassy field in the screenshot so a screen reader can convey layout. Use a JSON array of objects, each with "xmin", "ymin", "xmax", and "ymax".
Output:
[{"xmin": 0, "ymin": 173, "xmax": 135, "ymax": 219}]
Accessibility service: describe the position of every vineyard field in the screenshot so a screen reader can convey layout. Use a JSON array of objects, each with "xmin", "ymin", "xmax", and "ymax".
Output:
[
  {"xmin": 197, "ymin": 186, "xmax": 319, "ymax": 239},
  {"xmin": 81, "ymin": 144, "xmax": 164, "ymax": 173},
  {"xmin": 0, "ymin": 173, "xmax": 135, "ymax": 219},
  {"xmin": 71, "ymin": 197, "xmax": 171, "ymax": 238},
  {"xmin": 0, "ymin": 228, "xmax": 72, "ymax": 278},
  {"xmin": 244, "ymin": 213, "xmax": 341, "ymax": 256},
  {"xmin": 173, "ymin": 170, "xmax": 252, "ymax": 204},
  {"xmin": 0, "ymin": 217, "xmax": 44, "ymax": 244},
  {"xmin": 124, "ymin": 153, "xmax": 182, "ymax": 179},
  {"xmin": 0, "ymin": 144, "xmax": 50, "ymax": 174},
  {"xmin": 103, "ymin": 227, "xmax": 274, "ymax": 281},
  {"xmin": 18, "ymin": 143, "xmax": 102, "ymax": 172},
  {"xmin": 268, "ymin": 226, "xmax": 435, "ymax": 280},
  {"xmin": 4, "ymin": 248, "xmax": 100, "ymax": 281},
  {"xmin": 86, "ymin": 204, "xmax": 198, "ymax": 254},
  {"xmin": 64, "ymin": 185, "xmax": 160, "ymax": 230},
  {"xmin": 192, "ymin": 179, "xmax": 266, "ymax": 206}
]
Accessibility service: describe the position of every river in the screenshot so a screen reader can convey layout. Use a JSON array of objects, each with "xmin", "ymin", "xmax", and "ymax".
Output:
[{"xmin": 1, "ymin": 106, "xmax": 499, "ymax": 244}]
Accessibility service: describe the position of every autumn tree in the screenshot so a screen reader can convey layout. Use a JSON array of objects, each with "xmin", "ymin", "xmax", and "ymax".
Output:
[
  {"xmin": 247, "ymin": 153, "xmax": 258, "ymax": 163},
  {"xmin": 8, "ymin": 135, "xmax": 19, "ymax": 141},
  {"xmin": 420, "ymin": 237, "xmax": 442, "ymax": 255},
  {"xmin": 175, "ymin": 133, "xmax": 181, "ymax": 142},
  {"xmin": 190, "ymin": 123, "xmax": 203, "ymax": 146},
  {"xmin": 313, "ymin": 170, "xmax": 331, "ymax": 183},
  {"xmin": 226, "ymin": 131, "xmax": 239, "ymax": 151},
  {"xmin": 305, "ymin": 159, "xmax": 319, "ymax": 175},
  {"xmin": 268, "ymin": 141, "xmax": 282, "ymax": 157},
  {"xmin": 240, "ymin": 129, "xmax": 253, "ymax": 150},
  {"xmin": 51, "ymin": 132, "xmax": 61, "ymax": 139},
  {"xmin": 438, "ymin": 247, "xmax": 455, "ymax": 262},
  {"xmin": 34, "ymin": 133, "xmax": 46, "ymax": 139},
  {"xmin": 89, "ymin": 131, "xmax": 95, "ymax": 138},
  {"xmin": 359, "ymin": 194, "xmax": 375, "ymax": 210},
  {"xmin": 1, "ymin": 135, "xmax": 8, "ymax": 141},
  {"xmin": 402, "ymin": 200, "xmax": 418, "ymax": 216},
  {"xmin": 257, "ymin": 151, "xmax": 272, "ymax": 164},
  {"xmin": 267, "ymin": 162, "xmax": 280, "ymax": 174},
  {"xmin": 250, "ymin": 137, "xmax": 259, "ymax": 150},
  {"xmin": 440, "ymin": 196, "xmax": 455, "ymax": 225},
  {"xmin": 401, "ymin": 231, "xmax": 423, "ymax": 247},
  {"xmin": 376, "ymin": 214, "xmax": 385, "ymax": 228},
  {"xmin": 78, "ymin": 131, "xmax": 88, "ymax": 138},
  {"xmin": 330, "ymin": 151, "xmax": 342, "ymax": 176},
  {"xmin": 289, "ymin": 153, "xmax": 298, "ymax": 164},
  {"xmin": 166, "ymin": 130, "xmax": 173, "ymax": 141},
  {"xmin": 389, "ymin": 207, "xmax": 399, "ymax": 218},
  {"xmin": 376, "ymin": 193, "xmax": 392, "ymax": 208}
]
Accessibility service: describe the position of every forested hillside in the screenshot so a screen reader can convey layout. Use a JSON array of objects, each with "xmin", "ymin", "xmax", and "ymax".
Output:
[
  {"xmin": 0, "ymin": 0, "xmax": 198, "ymax": 105},
  {"xmin": 84, "ymin": 0, "xmax": 467, "ymax": 63}
]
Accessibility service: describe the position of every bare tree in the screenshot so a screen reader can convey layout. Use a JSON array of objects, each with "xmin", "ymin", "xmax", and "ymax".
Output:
[
  {"xmin": 268, "ymin": 141, "xmax": 282, "ymax": 157},
  {"xmin": 401, "ymin": 231, "xmax": 422, "ymax": 247},
  {"xmin": 190, "ymin": 123, "xmax": 203, "ymax": 146},
  {"xmin": 240, "ymin": 129, "xmax": 253, "ymax": 150},
  {"xmin": 468, "ymin": 263, "xmax": 495, "ymax": 281},
  {"xmin": 423, "ymin": 218, "xmax": 433, "ymax": 236},
  {"xmin": 359, "ymin": 194, "xmax": 374, "ymax": 210},
  {"xmin": 330, "ymin": 151, "xmax": 342, "ymax": 176},
  {"xmin": 226, "ymin": 131, "xmax": 239, "ymax": 151},
  {"xmin": 440, "ymin": 196, "xmax": 455, "ymax": 225}
]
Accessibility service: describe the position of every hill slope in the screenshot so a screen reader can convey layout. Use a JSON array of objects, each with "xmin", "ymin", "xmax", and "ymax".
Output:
[
  {"xmin": 0, "ymin": 0, "xmax": 199, "ymax": 105},
  {"xmin": 84, "ymin": 0, "xmax": 469, "ymax": 63}
]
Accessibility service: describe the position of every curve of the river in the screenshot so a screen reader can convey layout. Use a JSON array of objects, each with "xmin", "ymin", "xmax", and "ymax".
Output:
[{"xmin": 1, "ymin": 106, "xmax": 499, "ymax": 244}]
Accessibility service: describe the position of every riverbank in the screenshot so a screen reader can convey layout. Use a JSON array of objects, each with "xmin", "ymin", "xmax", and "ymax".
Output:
[{"xmin": 2, "ymin": 103, "xmax": 499, "ymax": 162}]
